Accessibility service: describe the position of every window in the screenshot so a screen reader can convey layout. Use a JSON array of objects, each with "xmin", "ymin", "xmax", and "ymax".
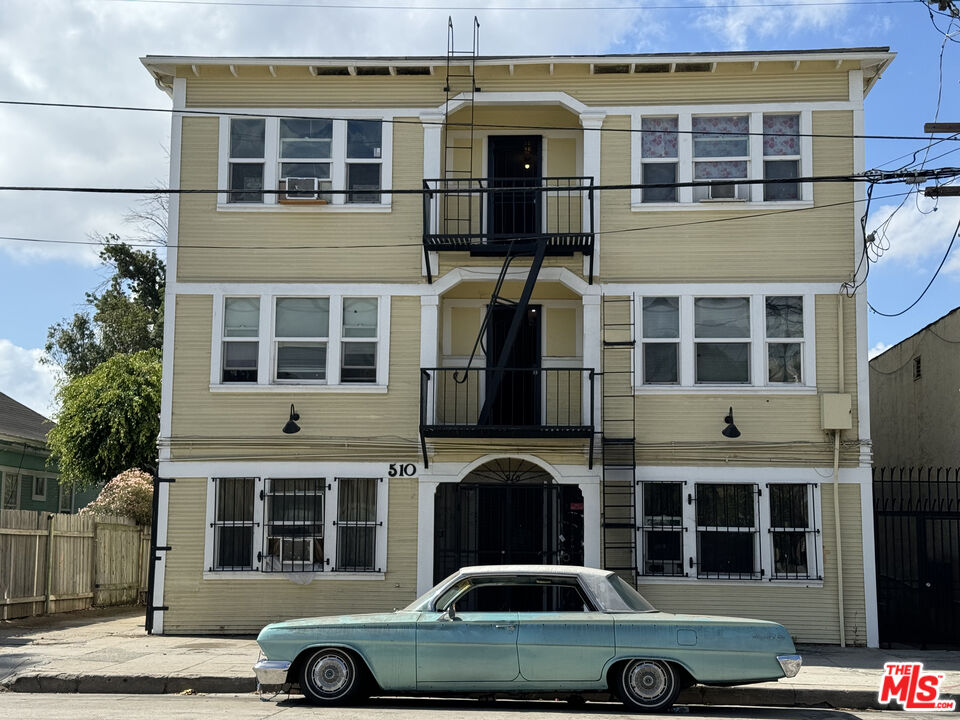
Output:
[
  {"xmin": 29, "ymin": 475, "xmax": 46, "ymax": 502},
  {"xmin": 768, "ymin": 483, "xmax": 819, "ymax": 580},
  {"xmin": 640, "ymin": 117, "xmax": 678, "ymax": 203},
  {"xmin": 639, "ymin": 482, "xmax": 684, "ymax": 576},
  {"xmin": 450, "ymin": 578, "xmax": 592, "ymax": 613},
  {"xmin": 263, "ymin": 478, "xmax": 324, "ymax": 572},
  {"xmin": 214, "ymin": 294, "xmax": 388, "ymax": 388},
  {"xmin": 58, "ymin": 484, "xmax": 73, "ymax": 514},
  {"xmin": 228, "ymin": 118, "xmax": 265, "ymax": 203},
  {"xmin": 341, "ymin": 298, "xmax": 378, "ymax": 383},
  {"xmin": 692, "ymin": 115, "xmax": 750, "ymax": 201},
  {"xmin": 763, "ymin": 114, "xmax": 800, "ymax": 201},
  {"xmin": 913, "ymin": 356, "xmax": 922, "ymax": 381},
  {"xmin": 222, "ymin": 116, "xmax": 387, "ymax": 206},
  {"xmin": 207, "ymin": 475, "xmax": 386, "ymax": 575},
  {"xmin": 695, "ymin": 483, "xmax": 760, "ymax": 579},
  {"xmin": 212, "ymin": 477, "xmax": 256, "ymax": 570},
  {"xmin": 2, "ymin": 472, "xmax": 18, "ymax": 509},
  {"xmin": 641, "ymin": 297, "xmax": 680, "ymax": 384},
  {"xmin": 274, "ymin": 297, "xmax": 329, "ymax": 382},
  {"xmin": 766, "ymin": 296, "xmax": 804, "ymax": 383},
  {"xmin": 695, "ymin": 297, "xmax": 751, "ymax": 383},
  {"xmin": 222, "ymin": 297, "xmax": 260, "ymax": 383}
]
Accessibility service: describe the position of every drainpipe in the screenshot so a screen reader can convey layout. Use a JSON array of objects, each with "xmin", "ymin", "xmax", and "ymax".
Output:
[{"xmin": 834, "ymin": 296, "xmax": 846, "ymax": 647}]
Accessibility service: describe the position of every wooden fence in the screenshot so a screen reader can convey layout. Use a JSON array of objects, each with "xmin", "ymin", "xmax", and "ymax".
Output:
[{"xmin": 0, "ymin": 509, "xmax": 150, "ymax": 620}]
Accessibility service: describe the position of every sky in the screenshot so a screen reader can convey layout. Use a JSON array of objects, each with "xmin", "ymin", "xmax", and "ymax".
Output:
[{"xmin": 0, "ymin": 0, "xmax": 958, "ymax": 417}]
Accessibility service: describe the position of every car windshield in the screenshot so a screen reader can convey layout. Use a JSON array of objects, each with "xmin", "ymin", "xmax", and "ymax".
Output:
[
  {"xmin": 593, "ymin": 573, "xmax": 657, "ymax": 612},
  {"xmin": 401, "ymin": 571, "xmax": 460, "ymax": 612}
]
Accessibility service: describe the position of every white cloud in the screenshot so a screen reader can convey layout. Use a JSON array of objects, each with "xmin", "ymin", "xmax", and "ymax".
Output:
[
  {"xmin": 699, "ymin": 0, "xmax": 850, "ymax": 50},
  {"xmin": 868, "ymin": 198, "xmax": 960, "ymax": 278},
  {"xmin": 0, "ymin": 340, "xmax": 59, "ymax": 418},
  {"xmin": 869, "ymin": 341, "xmax": 892, "ymax": 359}
]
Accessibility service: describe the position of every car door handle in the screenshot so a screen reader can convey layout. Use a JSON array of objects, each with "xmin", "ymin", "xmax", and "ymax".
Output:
[{"xmin": 494, "ymin": 624, "xmax": 516, "ymax": 630}]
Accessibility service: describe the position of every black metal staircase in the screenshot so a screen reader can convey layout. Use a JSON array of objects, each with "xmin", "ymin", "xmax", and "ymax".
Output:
[{"xmin": 600, "ymin": 294, "xmax": 638, "ymax": 586}]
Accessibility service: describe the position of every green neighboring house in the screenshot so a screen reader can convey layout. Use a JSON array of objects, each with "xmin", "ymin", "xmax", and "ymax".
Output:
[{"xmin": 0, "ymin": 392, "xmax": 99, "ymax": 515}]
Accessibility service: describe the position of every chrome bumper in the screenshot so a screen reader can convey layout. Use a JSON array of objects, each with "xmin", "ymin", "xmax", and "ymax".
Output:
[
  {"xmin": 777, "ymin": 654, "xmax": 803, "ymax": 678},
  {"xmin": 254, "ymin": 659, "xmax": 292, "ymax": 686}
]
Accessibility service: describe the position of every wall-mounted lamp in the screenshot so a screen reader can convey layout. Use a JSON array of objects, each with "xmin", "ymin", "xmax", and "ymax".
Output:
[
  {"xmin": 721, "ymin": 406, "xmax": 741, "ymax": 438},
  {"xmin": 282, "ymin": 403, "xmax": 301, "ymax": 434}
]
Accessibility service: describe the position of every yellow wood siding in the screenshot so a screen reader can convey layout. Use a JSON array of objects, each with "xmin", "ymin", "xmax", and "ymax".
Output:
[
  {"xmin": 639, "ymin": 483, "xmax": 867, "ymax": 645},
  {"xmin": 170, "ymin": 295, "xmax": 421, "ymax": 462},
  {"xmin": 599, "ymin": 111, "xmax": 854, "ymax": 283},
  {"xmin": 183, "ymin": 65, "xmax": 849, "ymax": 108},
  {"xmin": 161, "ymin": 476, "xmax": 419, "ymax": 634},
  {"xmin": 176, "ymin": 116, "xmax": 425, "ymax": 284}
]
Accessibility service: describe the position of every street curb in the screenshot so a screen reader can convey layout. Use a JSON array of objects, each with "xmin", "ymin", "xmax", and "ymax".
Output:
[{"xmin": 3, "ymin": 674, "xmax": 957, "ymax": 710}]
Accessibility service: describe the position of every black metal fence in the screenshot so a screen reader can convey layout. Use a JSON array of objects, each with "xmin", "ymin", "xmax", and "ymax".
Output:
[
  {"xmin": 874, "ymin": 466, "xmax": 960, "ymax": 648},
  {"xmin": 420, "ymin": 367, "xmax": 594, "ymax": 438},
  {"xmin": 422, "ymin": 176, "xmax": 595, "ymax": 254}
]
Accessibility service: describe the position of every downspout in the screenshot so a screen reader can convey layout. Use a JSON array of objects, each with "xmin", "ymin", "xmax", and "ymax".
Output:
[{"xmin": 834, "ymin": 296, "xmax": 846, "ymax": 647}]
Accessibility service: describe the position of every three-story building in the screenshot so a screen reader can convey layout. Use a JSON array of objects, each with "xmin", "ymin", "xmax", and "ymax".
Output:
[{"xmin": 143, "ymin": 46, "xmax": 893, "ymax": 645}]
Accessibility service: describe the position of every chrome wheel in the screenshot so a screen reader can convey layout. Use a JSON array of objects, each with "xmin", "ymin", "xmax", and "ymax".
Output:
[
  {"xmin": 300, "ymin": 648, "xmax": 361, "ymax": 704},
  {"xmin": 617, "ymin": 659, "xmax": 679, "ymax": 712}
]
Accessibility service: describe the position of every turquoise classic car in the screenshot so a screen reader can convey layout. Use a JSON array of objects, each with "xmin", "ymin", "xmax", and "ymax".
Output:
[{"xmin": 254, "ymin": 564, "xmax": 801, "ymax": 712}]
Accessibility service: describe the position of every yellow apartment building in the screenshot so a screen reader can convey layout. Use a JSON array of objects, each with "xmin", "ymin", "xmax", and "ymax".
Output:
[{"xmin": 142, "ymin": 46, "xmax": 893, "ymax": 646}]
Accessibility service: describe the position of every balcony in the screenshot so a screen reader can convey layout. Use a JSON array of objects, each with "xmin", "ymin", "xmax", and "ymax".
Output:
[
  {"xmin": 420, "ymin": 367, "xmax": 595, "ymax": 440},
  {"xmin": 422, "ymin": 176, "xmax": 595, "ymax": 259}
]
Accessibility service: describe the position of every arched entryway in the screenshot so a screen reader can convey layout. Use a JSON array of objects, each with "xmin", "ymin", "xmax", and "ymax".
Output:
[{"xmin": 433, "ymin": 458, "xmax": 584, "ymax": 583}]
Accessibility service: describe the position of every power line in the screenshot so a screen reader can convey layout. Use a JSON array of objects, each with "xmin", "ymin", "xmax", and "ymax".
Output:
[
  {"xmin": 94, "ymin": 0, "xmax": 916, "ymax": 11},
  {"xmin": 867, "ymin": 216, "xmax": 960, "ymax": 317},
  {"xmin": 0, "ymin": 99, "xmax": 945, "ymax": 144},
  {"xmin": 0, "ymin": 188, "xmax": 911, "ymax": 251}
]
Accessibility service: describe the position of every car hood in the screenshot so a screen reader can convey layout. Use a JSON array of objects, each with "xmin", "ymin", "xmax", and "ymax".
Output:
[{"xmin": 260, "ymin": 611, "xmax": 416, "ymax": 633}]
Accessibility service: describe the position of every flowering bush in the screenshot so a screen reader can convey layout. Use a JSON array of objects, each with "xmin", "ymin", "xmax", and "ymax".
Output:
[{"xmin": 80, "ymin": 469, "xmax": 153, "ymax": 525}]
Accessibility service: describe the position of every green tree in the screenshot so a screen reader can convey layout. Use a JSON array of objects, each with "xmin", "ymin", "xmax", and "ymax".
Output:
[
  {"xmin": 44, "ymin": 238, "xmax": 165, "ymax": 378},
  {"xmin": 48, "ymin": 350, "xmax": 161, "ymax": 490}
]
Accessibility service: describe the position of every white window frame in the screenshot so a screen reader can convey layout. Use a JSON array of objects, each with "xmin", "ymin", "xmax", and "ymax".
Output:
[
  {"xmin": 636, "ymin": 290, "xmax": 816, "ymax": 392},
  {"xmin": 693, "ymin": 296, "xmax": 752, "ymax": 385},
  {"xmin": 1, "ymin": 470, "xmax": 20, "ymax": 509},
  {"xmin": 690, "ymin": 113, "xmax": 751, "ymax": 202},
  {"xmin": 221, "ymin": 295, "xmax": 261, "ymax": 384},
  {"xmin": 58, "ymin": 483, "xmax": 74, "ymax": 514},
  {"xmin": 32, "ymin": 475, "xmax": 47, "ymax": 501},
  {"xmin": 273, "ymin": 296, "xmax": 330, "ymax": 384},
  {"xmin": 637, "ymin": 476, "xmax": 823, "ymax": 585},
  {"xmin": 761, "ymin": 113, "xmax": 803, "ymax": 202},
  {"xmin": 210, "ymin": 290, "xmax": 391, "ymax": 392},
  {"xmin": 630, "ymin": 105, "xmax": 812, "ymax": 209},
  {"xmin": 226, "ymin": 117, "xmax": 266, "ymax": 205},
  {"xmin": 764, "ymin": 295, "xmax": 806, "ymax": 385},
  {"xmin": 218, "ymin": 112, "xmax": 393, "ymax": 210},
  {"xmin": 638, "ymin": 116, "xmax": 679, "ymax": 204},
  {"xmin": 203, "ymin": 471, "xmax": 389, "ymax": 579},
  {"xmin": 340, "ymin": 297, "xmax": 380, "ymax": 384},
  {"xmin": 639, "ymin": 296, "xmax": 681, "ymax": 385}
]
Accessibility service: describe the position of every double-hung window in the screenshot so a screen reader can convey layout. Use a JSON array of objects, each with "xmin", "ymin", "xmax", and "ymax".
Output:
[
  {"xmin": 32, "ymin": 476, "xmax": 46, "ymax": 501},
  {"xmin": 641, "ymin": 297, "xmax": 680, "ymax": 384},
  {"xmin": 639, "ymin": 482, "xmax": 684, "ymax": 576},
  {"xmin": 228, "ymin": 119, "xmax": 266, "ymax": 203},
  {"xmin": 208, "ymin": 476, "xmax": 385, "ymax": 575},
  {"xmin": 58, "ymin": 484, "xmax": 73, "ymax": 514},
  {"xmin": 274, "ymin": 297, "xmax": 329, "ymax": 382},
  {"xmin": 2, "ymin": 472, "xmax": 19, "ymax": 509},
  {"xmin": 694, "ymin": 297, "xmax": 751, "ymax": 384},
  {"xmin": 222, "ymin": 297, "xmax": 260, "ymax": 383},
  {"xmin": 224, "ymin": 116, "xmax": 385, "ymax": 206},
  {"xmin": 640, "ymin": 117, "xmax": 679, "ymax": 203},
  {"xmin": 765, "ymin": 296, "xmax": 804, "ymax": 384},
  {"xmin": 763, "ymin": 114, "xmax": 801, "ymax": 201},
  {"xmin": 692, "ymin": 115, "xmax": 750, "ymax": 201},
  {"xmin": 695, "ymin": 483, "xmax": 760, "ymax": 579},
  {"xmin": 341, "ymin": 298, "xmax": 378, "ymax": 383},
  {"xmin": 768, "ymin": 483, "xmax": 820, "ymax": 580}
]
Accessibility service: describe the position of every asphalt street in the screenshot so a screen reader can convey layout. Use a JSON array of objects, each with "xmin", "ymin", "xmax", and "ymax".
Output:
[{"xmin": 0, "ymin": 694, "xmax": 939, "ymax": 720}]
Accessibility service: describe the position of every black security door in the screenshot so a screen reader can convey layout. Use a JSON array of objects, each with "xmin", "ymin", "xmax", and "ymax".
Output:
[
  {"xmin": 486, "ymin": 304, "xmax": 541, "ymax": 426},
  {"xmin": 488, "ymin": 135, "xmax": 542, "ymax": 237}
]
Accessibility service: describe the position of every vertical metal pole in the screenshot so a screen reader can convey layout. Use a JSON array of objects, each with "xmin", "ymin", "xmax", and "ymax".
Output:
[{"xmin": 44, "ymin": 513, "xmax": 55, "ymax": 614}]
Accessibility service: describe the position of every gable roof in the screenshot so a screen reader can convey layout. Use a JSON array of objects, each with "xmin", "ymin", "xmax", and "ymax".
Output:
[{"xmin": 0, "ymin": 392, "xmax": 53, "ymax": 444}]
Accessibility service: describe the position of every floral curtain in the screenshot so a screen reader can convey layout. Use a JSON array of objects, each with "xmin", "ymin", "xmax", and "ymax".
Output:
[
  {"xmin": 763, "ymin": 114, "xmax": 800, "ymax": 157},
  {"xmin": 692, "ymin": 115, "xmax": 749, "ymax": 157},
  {"xmin": 641, "ymin": 117, "xmax": 679, "ymax": 158},
  {"xmin": 694, "ymin": 160, "xmax": 747, "ymax": 180}
]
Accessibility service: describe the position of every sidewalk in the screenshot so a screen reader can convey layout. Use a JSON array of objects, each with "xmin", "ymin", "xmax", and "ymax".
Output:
[{"xmin": 1, "ymin": 607, "xmax": 958, "ymax": 709}]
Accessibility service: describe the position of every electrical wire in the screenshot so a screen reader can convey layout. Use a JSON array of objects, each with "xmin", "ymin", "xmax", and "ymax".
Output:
[
  {"xmin": 0, "ymin": 99, "xmax": 941, "ymax": 144},
  {"xmin": 867, "ymin": 216, "xmax": 960, "ymax": 317}
]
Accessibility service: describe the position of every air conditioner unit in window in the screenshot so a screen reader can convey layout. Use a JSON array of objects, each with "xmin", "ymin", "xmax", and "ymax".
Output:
[
  {"xmin": 694, "ymin": 181, "xmax": 750, "ymax": 202},
  {"xmin": 283, "ymin": 177, "xmax": 319, "ymax": 200},
  {"xmin": 273, "ymin": 536, "xmax": 313, "ymax": 564}
]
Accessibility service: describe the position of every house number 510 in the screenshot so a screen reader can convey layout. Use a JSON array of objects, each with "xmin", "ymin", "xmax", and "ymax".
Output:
[{"xmin": 388, "ymin": 463, "xmax": 417, "ymax": 477}]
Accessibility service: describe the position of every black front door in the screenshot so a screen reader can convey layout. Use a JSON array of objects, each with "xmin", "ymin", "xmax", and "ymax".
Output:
[
  {"xmin": 486, "ymin": 304, "xmax": 541, "ymax": 426},
  {"xmin": 488, "ymin": 135, "xmax": 542, "ymax": 237}
]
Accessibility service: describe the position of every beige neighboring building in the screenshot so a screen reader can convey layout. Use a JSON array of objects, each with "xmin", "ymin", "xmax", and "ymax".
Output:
[
  {"xmin": 142, "ymin": 46, "xmax": 893, "ymax": 645},
  {"xmin": 870, "ymin": 306, "xmax": 960, "ymax": 467}
]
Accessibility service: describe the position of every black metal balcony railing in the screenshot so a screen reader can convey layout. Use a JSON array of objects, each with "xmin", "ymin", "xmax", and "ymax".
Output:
[
  {"xmin": 420, "ymin": 367, "xmax": 595, "ymax": 439},
  {"xmin": 422, "ymin": 176, "xmax": 595, "ymax": 256}
]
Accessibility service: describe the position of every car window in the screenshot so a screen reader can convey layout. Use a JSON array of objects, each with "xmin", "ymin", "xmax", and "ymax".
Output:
[
  {"xmin": 453, "ymin": 580, "xmax": 594, "ymax": 613},
  {"xmin": 593, "ymin": 573, "xmax": 657, "ymax": 612}
]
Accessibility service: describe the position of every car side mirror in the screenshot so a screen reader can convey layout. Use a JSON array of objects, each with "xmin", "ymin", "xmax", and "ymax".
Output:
[{"xmin": 443, "ymin": 604, "xmax": 457, "ymax": 621}]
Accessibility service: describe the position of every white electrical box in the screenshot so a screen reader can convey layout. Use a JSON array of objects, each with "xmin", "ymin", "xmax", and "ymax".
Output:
[{"xmin": 820, "ymin": 393, "xmax": 852, "ymax": 430}]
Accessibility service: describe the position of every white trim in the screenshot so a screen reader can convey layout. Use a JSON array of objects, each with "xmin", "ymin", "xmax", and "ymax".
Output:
[
  {"xmin": 202, "ymin": 571, "xmax": 385, "ymax": 581},
  {"xmin": 580, "ymin": 112, "xmax": 605, "ymax": 277},
  {"xmin": 443, "ymin": 91, "xmax": 589, "ymax": 116},
  {"xmin": 162, "ymin": 460, "xmax": 414, "ymax": 477},
  {"xmin": 635, "ymin": 465, "xmax": 865, "ymax": 483},
  {"xmin": 31, "ymin": 476, "xmax": 46, "ymax": 501},
  {"xmin": 209, "ymin": 384, "xmax": 387, "ymax": 394}
]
